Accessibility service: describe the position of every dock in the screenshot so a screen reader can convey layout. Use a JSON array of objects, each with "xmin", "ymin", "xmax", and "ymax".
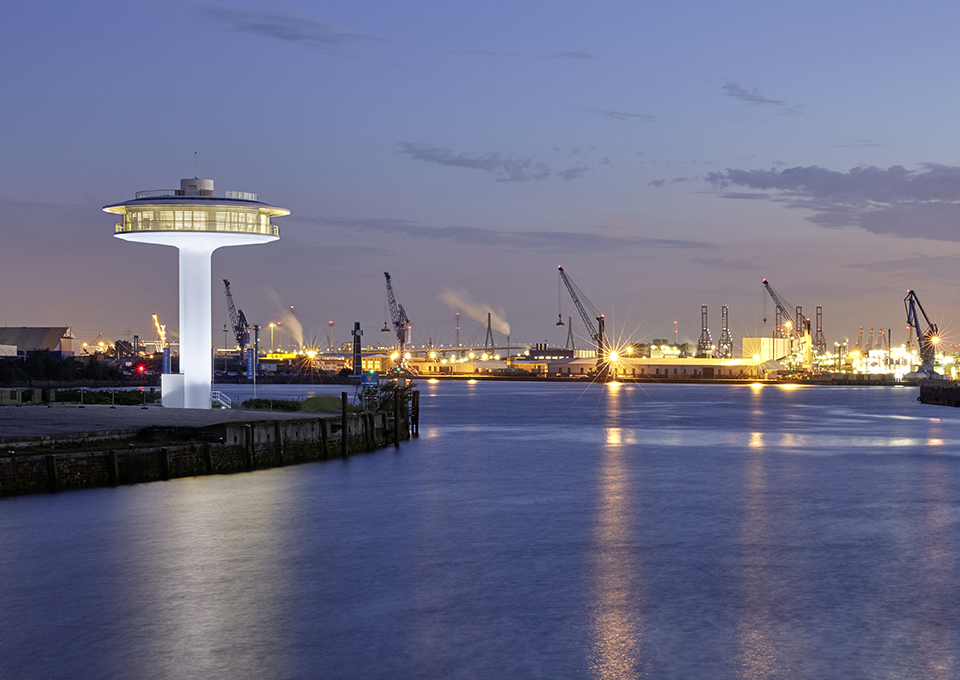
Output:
[{"xmin": 0, "ymin": 404, "xmax": 407, "ymax": 497}]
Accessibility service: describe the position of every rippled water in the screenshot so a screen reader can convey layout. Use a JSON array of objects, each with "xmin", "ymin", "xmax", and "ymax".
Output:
[{"xmin": 2, "ymin": 382, "xmax": 959, "ymax": 679}]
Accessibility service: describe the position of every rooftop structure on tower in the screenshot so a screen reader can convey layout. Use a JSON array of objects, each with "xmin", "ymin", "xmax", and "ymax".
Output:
[{"xmin": 104, "ymin": 178, "xmax": 288, "ymax": 409}]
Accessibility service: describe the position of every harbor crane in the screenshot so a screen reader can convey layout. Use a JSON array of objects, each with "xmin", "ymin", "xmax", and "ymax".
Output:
[
  {"xmin": 904, "ymin": 289, "xmax": 940, "ymax": 375},
  {"xmin": 762, "ymin": 279, "xmax": 803, "ymax": 340},
  {"xmin": 384, "ymin": 272, "xmax": 411, "ymax": 364},
  {"xmin": 558, "ymin": 266, "xmax": 605, "ymax": 358},
  {"xmin": 152, "ymin": 314, "xmax": 167, "ymax": 351},
  {"xmin": 223, "ymin": 279, "xmax": 250, "ymax": 353}
]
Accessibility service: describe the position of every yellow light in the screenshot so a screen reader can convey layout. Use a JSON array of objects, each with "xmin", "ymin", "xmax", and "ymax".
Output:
[
  {"xmin": 391, "ymin": 352, "xmax": 400, "ymax": 360},
  {"xmin": 481, "ymin": 353, "xmax": 489, "ymax": 360},
  {"xmin": 429, "ymin": 352, "xmax": 437, "ymax": 359},
  {"xmin": 404, "ymin": 352, "xmax": 411, "ymax": 360},
  {"xmin": 306, "ymin": 350, "xmax": 317, "ymax": 359},
  {"xmin": 469, "ymin": 352, "xmax": 475, "ymax": 359},
  {"xmin": 931, "ymin": 336, "xmax": 940, "ymax": 344},
  {"xmin": 608, "ymin": 351, "xmax": 619, "ymax": 362},
  {"xmin": 752, "ymin": 354, "xmax": 760, "ymax": 361},
  {"xmin": 626, "ymin": 347, "xmax": 633, "ymax": 354}
]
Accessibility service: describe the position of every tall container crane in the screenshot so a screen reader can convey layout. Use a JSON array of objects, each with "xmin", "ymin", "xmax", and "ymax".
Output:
[
  {"xmin": 384, "ymin": 272, "xmax": 410, "ymax": 365},
  {"xmin": 718, "ymin": 305, "xmax": 733, "ymax": 358},
  {"xmin": 904, "ymin": 289, "xmax": 940, "ymax": 375},
  {"xmin": 558, "ymin": 266, "xmax": 605, "ymax": 358},
  {"xmin": 697, "ymin": 304, "xmax": 714, "ymax": 357},
  {"xmin": 223, "ymin": 279, "xmax": 250, "ymax": 353}
]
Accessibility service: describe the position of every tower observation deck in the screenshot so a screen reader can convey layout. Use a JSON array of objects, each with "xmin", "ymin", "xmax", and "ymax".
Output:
[{"xmin": 104, "ymin": 178, "xmax": 288, "ymax": 409}]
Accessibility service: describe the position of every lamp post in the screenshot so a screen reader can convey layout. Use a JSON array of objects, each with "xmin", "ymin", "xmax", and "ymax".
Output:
[{"xmin": 269, "ymin": 323, "xmax": 275, "ymax": 354}]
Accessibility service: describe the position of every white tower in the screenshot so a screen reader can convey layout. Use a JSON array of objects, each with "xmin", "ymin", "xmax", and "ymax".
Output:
[{"xmin": 104, "ymin": 178, "xmax": 289, "ymax": 409}]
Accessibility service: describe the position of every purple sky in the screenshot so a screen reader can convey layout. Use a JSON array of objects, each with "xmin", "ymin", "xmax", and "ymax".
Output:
[{"xmin": 4, "ymin": 1, "xmax": 960, "ymax": 353}]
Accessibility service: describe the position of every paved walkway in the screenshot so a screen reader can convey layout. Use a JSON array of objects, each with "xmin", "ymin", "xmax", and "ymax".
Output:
[{"xmin": 0, "ymin": 405, "xmax": 334, "ymax": 442}]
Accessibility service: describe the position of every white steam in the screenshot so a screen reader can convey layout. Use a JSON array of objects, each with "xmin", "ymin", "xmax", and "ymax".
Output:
[
  {"xmin": 266, "ymin": 290, "xmax": 304, "ymax": 349},
  {"xmin": 441, "ymin": 288, "xmax": 510, "ymax": 335}
]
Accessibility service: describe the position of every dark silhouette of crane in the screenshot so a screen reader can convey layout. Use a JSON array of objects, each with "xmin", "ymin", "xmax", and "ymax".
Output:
[
  {"xmin": 762, "ymin": 279, "xmax": 802, "ymax": 340},
  {"xmin": 558, "ymin": 266, "xmax": 604, "ymax": 358},
  {"xmin": 223, "ymin": 279, "xmax": 249, "ymax": 353},
  {"xmin": 384, "ymin": 272, "xmax": 410, "ymax": 364},
  {"xmin": 904, "ymin": 290, "xmax": 940, "ymax": 376}
]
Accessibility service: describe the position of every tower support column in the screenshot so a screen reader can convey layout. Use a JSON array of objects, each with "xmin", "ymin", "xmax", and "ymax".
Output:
[{"xmin": 179, "ymin": 243, "xmax": 216, "ymax": 409}]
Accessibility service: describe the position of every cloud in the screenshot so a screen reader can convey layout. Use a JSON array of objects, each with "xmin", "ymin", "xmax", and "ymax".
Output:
[
  {"xmin": 458, "ymin": 49, "xmax": 597, "ymax": 60},
  {"xmin": 551, "ymin": 52, "xmax": 596, "ymax": 60},
  {"xmin": 204, "ymin": 7, "xmax": 373, "ymax": 54},
  {"xmin": 836, "ymin": 139, "xmax": 885, "ymax": 148},
  {"xmin": 691, "ymin": 256, "xmax": 759, "ymax": 271},
  {"xmin": 705, "ymin": 163, "xmax": 960, "ymax": 241},
  {"xmin": 440, "ymin": 289, "xmax": 510, "ymax": 335},
  {"xmin": 398, "ymin": 142, "xmax": 604, "ymax": 182},
  {"xmin": 722, "ymin": 82, "xmax": 784, "ymax": 105},
  {"xmin": 591, "ymin": 109, "xmax": 656, "ymax": 122},
  {"xmin": 843, "ymin": 253, "xmax": 960, "ymax": 282},
  {"xmin": 310, "ymin": 216, "xmax": 714, "ymax": 252}
]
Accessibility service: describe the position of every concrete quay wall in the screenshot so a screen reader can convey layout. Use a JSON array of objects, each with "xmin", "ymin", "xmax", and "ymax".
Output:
[
  {"xmin": 918, "ymin": 382, "xmax": 960, "ymax": 407},
  {"xmin": 0, "ymin": 412, "xmax": 403, "ymax": 497}
]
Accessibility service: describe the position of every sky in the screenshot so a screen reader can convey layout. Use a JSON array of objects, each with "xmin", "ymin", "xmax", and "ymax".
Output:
[{"xmin": 4, "ymin": 0, "xmax": 960, "ymax": 354}]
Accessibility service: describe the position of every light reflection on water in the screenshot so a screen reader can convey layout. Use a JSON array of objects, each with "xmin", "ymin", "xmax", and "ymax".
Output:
[{"xmin": 2, "ymin": 383, "xmax": 960, "ymax": 679}]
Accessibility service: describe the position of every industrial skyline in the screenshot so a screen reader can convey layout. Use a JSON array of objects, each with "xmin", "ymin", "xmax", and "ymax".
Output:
[{"xmin": 4, "ymin": 1, "xmax": 960, "ymax": 352}]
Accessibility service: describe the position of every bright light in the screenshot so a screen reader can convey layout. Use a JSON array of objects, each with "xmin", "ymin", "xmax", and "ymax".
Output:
[
  {"xmin": 404, "ymin": 352, "xmax": 411, "ymax": 360},
  {"xmin": 752, "ymin": 354, "xmax": 760, "ymax": 361},
  {"xmin": 469, "ymin": 352, "xmax": 475, "ymax": 359},
  {"xmin": 931, "ymin": 336, "xmax": 941, "ymax": 344},
  {"xmin": 391, "ymin": 352, "xmax": 400, "ymax": 360},
  {"xmin": 306, "ymin": 350, "xmax": 317, "ymax": 359},
  {"xmin": 608, "ymin": 351, "xmax": 619, "ymax": 362},
  {"xmin": 429, "ymin": 352, "xmax": 437, "ymax": 359},
  {"xmin": 494, "ymin": 354, "xmax": 500, "ymax": 360}
]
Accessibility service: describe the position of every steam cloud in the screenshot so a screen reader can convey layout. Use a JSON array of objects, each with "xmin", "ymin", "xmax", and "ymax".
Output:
[
  {"xmin": 441, "ymin": 289, "xmax": 511, "ymax": 336},
  {"xmin": 280, "ymin": 309, "xmax": 304, "ymax": 349},
  {"xmin": 266, "ymin": 290, "xmax": 304, "ymax": 349}
]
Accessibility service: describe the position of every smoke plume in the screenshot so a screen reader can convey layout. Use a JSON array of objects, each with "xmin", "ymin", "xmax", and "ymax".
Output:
[{"xmin": 441, "ymin": 288, "xmax": 510, "ymax": 335}]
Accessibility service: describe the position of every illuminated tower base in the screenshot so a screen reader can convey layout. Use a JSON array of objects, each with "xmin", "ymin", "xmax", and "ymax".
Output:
[{"xmin": 106, "ymin": 178, "xmax": 287, "ymax": 409}]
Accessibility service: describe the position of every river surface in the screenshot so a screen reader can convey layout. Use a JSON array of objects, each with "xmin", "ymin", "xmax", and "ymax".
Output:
[{"xmin": 2, "ymin": 381, "xmax": 960, "ymax": 679}]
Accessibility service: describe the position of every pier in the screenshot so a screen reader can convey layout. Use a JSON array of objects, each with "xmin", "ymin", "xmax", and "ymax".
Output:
[{"xmin": 0, "ymin": 404, "xmax": 409, "ymax": 497}]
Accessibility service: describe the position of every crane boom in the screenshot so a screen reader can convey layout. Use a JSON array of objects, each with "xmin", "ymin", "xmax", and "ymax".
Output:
[
  {"xmin": 558, "ymin": 266, "xmax": 605, "ymax": 356},
  {"xmin": 152, "ymin": 314, "xmax": 167, "ymax": 350},
  {"xmin": 904, "ymin": 290, "xmax": 939, "ymax": 374},
  {"xmin": 384, "ymin": 272, "xmax": 410, "ymax": 360},
  {"xmin": 762, "ymin": 279, "xmax": 802, "ymax": 339},
  {"xmin": 223, "ymin": 279, "xmax": 250, "ymax": 352}
]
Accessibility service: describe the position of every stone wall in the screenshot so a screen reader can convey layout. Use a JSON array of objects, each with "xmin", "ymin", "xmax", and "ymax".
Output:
[{"xmin": 0, "ymin": 412, "xmax": 402, "ymax": 497}]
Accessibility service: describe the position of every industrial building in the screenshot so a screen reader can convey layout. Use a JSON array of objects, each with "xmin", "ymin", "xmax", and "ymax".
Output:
[{"xmin": 0, "ymin": 327, "xmax": 75, "ymax": 357}]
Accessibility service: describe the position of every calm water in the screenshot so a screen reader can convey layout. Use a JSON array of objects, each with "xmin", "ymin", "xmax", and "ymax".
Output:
[{"xmin": 2, "ymin": 382, "xmax": 960, "ymax": 679}]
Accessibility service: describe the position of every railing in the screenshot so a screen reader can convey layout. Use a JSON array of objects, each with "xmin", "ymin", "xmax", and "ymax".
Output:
[
  {"xmin": 115, "ymin": 222, "xmax": 279, "ymax": 236},
  {"xmin": 135, "ymin": 189, "xmax": 259, "ymax": 201},
  {"xmin": 210, "ymin": 391, "xmax": 233, "ymax": 408}
]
